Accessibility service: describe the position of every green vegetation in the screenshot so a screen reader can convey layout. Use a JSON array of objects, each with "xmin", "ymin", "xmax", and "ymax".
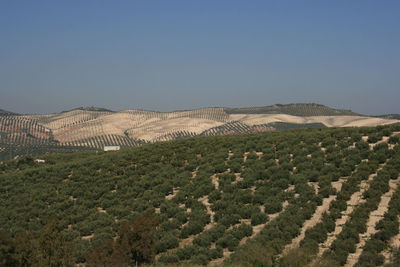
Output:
[
  {"xmin": 201, "ymin": 121, "xmax": 325, "ymax": 137},
  {"xmin": 0, "ymin": 219, "xmax": 75, "ymax": 266},
  {"xmin": 375, "ymin": 114, "xmax": 400, "ymax": 120},
  {"xmin": 0, "ymin": 123, "xmax": 400, "ymax": 266},
  {"xmin": 0, "ymin": 109, "xmax": 18, "ymax": 116},
  {"xmin": 263, "ymin": 122, "xmax": 326, "ymax": 130},
  {"xmin": 62, "ymin": 106, "xmax": 115, "ymax": 113},
  {"xmin": 200, "ymin": 121, "xmax": 271, "ymax": 136},
  {"xmin": 224, "ymin": 103, "xmax": 359, "ymax": 116}
]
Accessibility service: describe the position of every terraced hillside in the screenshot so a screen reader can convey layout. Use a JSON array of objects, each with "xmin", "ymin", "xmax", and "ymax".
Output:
[
  {"xmin": 0, "ymin": 104, "xmax": 399, "ymax": 160},
  {"xmin": 1, "ymin": 124, "xmax": 400, "ymax": 266}
]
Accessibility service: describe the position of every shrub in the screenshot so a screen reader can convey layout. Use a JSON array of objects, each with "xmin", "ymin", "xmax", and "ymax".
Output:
[
  {"xmin": 180, "ymin": 221, "xmax": 204, "ymax": 238},
  {"xmin": 155, "ymin": 234, "xmax": 179, "ymax": 253},
  {"xmin": 190, "ymin": 253, "xmax": 209, "ymax": 265},
  {"xmin": 158, "ymin": 254, "xmax": 179, "ymax": 264},
  {"xmin": 251, "ymin": 212, "xmax": 268, "ymax": 226}
]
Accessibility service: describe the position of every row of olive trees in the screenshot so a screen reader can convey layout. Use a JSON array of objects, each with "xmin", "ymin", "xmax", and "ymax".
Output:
[{"xmin": 1, "ymin": 123, "xmax": 399, "ymax": 265}]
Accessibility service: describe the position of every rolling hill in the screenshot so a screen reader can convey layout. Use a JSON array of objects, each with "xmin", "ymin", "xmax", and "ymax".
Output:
[
  {"xmin": 0, "ymin": 123, "xmax": 400, "ymax": 266},
  {"xmin": 224, "ymin": 103, "xmax": 359, "ymax": 116},
  {"xmin": 0, "ymin": 104, "xmax": 399, "ymax": 161}
]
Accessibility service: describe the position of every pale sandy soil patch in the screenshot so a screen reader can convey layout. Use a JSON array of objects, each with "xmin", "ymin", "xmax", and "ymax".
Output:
[
  {"xmin": 259, "ymin": 205, "xmax": 266, "ymax": 213},
  {"xmin": 243, "ymin": 152, "xmax": 249, "ymax": 162},
  {"xmin": 178, "ymin": 236, "xmax": 195, "ymax": 249},
  {"xmin": 35, "ymin": 110, "xmax": 109, "ymax": 130},
  {"xmin": 191, "ymin": 167, "xmax": 199, "ymax": 179},
  {"xmin": 232, "ymin": 173, "xmax": 243, "ymax": 184},
  {"xmin": 91, "ymin": 113, "xmax": 144, "ymax": 136},
  {"xmin": 198, "ymin": 196, "xmax": 216, "ymax": 230},
  {"xmin": 285, "ymin": 185, "xmax": 296, "ymax": 193},
  {"xmin": 127, "ymin": 117, "xmax": 224, "ymax": 141},
  {"xmin": 54, "ymin": 120, "xmax": 105, "ymax": 142},
  {"xmin": 225, "ymin": 151, "xmax": 234, "ymax": 163},
  {"xmin": 370, "ymin": 136, "xmax": 391, "ymax": 149},
  {"xmin": 377, "ymin": 136, "xmax": 390, "ymax": 144},
  {"xmin": 165, "ymin": 188, "xmax": 179, "ymax": 200},
  {"xmin": 310, "ymin": 116, "xmax": 399, "ymax": 127},
  {"xmin": 230, "ymin": 114, "xmax": 399, "ymax": 128},
  {"xmin": 308, "ymin": 182, "xmax": 319, "ymax": 195},
  {"xmin": 81, "ymin": 234, "xmax": 94, "ymax": 240},
  {"xmin": 97, "ymin": 207, "xmax": 107, "ymax": 213},
  {"xmin": 210, "ymin": 174, "xmax": 219, "ymax": 190},
  {"xmin": 332, "ymin": 178, "xmax": 347, "ymax": 192},
  {"xmin": 230, "ymin": 114, "xmax": 308, "ymax": 126},
  {"xmin": 48, "ymin": 109, "xmax": 229, "ymax": 143}
]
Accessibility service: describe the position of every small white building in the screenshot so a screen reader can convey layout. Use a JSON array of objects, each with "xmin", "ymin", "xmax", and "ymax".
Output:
[
  {"xmin": 104, "ymin": 145, "xmax": 120, "ymax": 151},
  {"xmin": 34, "ymin": 159, "xmax": 46, "ymax": 163}
]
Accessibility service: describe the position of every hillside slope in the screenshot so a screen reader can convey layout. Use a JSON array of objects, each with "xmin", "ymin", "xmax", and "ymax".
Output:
[
  {"xmin": 0, "ymin": 104, "xmax": 398, "ymax": 160},
  {"xmin": 224, "ymin": 103, "xmax": 359, "ymax": 116},
  {"xmin": 1, "ymin": 124, "xmax": 400, "ymax": 266}
]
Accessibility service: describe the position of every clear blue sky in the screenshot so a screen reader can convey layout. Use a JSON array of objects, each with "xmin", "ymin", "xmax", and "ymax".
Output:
[{"xmin": 1, "ymin": 0, "xmax": 399, "ymax": 115}]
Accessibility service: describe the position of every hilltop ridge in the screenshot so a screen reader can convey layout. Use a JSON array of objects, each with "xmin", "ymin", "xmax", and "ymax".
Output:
[
  {"xmin": 8, "ymin": 103, "xmax": 361, "ymax": 116},
  {"xmin": 6, "ymin": 103, "xmax": 399, "ymax": 117},
  {"xmin": 224, "ymin": 103, "xmax": 359, "ymax": 116},
  {"xmin": 0, "ymin": 108, "xmax": 18, "ymax": 116},
  {"xmin": 61, "ymin": 106, "xmax": 115, "ymax": 113}
]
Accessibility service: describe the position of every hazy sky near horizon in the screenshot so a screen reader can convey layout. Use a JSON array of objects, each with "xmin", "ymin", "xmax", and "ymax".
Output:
[{"xmin": 1, "ymin": 1, "xmax": 399, "ymax": 115}]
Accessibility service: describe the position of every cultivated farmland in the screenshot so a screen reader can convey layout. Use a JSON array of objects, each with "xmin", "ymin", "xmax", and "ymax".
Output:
[
  {"xmin": 0, "ymin": 104, "xmax": 399, "ymax": 160},
  {"xmin": 1, "ymin": 123, "xmax": 400, "ymax": 266}
]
